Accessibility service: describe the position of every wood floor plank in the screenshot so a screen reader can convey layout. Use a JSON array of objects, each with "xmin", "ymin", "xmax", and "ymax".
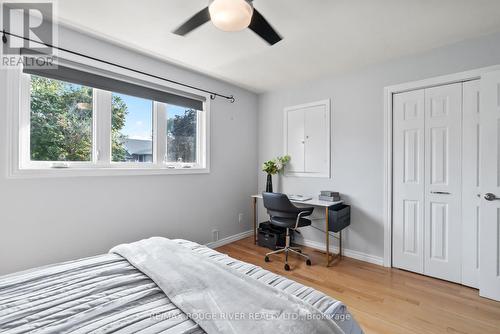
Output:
[{"xmin": 216, "ymin": 237, "xmax": 500, "ymax": 334}]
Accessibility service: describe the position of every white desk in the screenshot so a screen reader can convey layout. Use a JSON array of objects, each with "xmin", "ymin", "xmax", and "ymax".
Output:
[{"xmin": 251, "ymin": 194, "xmax": 343, "ymax": 267}]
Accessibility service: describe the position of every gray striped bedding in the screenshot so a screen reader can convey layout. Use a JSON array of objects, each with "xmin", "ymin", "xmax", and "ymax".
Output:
[{"xmin": 0, "ymin": 239, "xmax": 362, "ymax": 334}]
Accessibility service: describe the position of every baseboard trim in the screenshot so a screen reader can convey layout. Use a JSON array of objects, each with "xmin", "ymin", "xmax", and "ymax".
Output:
[
  {"xmin": 205, "ymin": 230, "xmax": 384, "ymax": 266},
  {"xmin": 295, "ymin": 238, "xmax": 384, "ymax": 266},
  {"xmin": 206, "ymin": 230, "xmax": 253, "ymax": 249}
]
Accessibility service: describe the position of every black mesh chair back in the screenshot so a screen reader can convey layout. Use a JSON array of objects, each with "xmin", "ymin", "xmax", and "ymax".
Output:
[
  {"xmin": 261, "ymin": 192, "xmax": 314, "ymax": 270},
  {"xmin": 262, "ymin": 192, "xmax": 304, "ymax": 219}
]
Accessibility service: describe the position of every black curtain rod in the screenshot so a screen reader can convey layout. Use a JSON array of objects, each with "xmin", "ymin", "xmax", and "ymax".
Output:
[{"xmin": 1, "ymin": 30, "xmax": 235, "ymax": 103}]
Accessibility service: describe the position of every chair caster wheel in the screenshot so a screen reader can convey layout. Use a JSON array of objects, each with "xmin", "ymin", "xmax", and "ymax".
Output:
[
  {"xmin": 264, "ymin": 256, "xmax": 270, "ymax": 263},
  {"xmin": 306, "ymin": 259, "xmax": 312, "ymax": 266},
  {"xmin": 284, "ymin": 264, "xmax": 290, "ymax": 271}
]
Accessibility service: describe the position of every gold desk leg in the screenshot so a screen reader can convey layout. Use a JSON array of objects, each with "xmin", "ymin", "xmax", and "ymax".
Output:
[
  {"xmin": 339, "ymin": 230, "xmax": 342, "ymax": 258},
  {"xmin": 325, "ymin": 207, "xmax": 345, "ymax": 266},
  {"xmin": 325, "ymin": 207, "xmax": 330, "ymax": 267},
  {"xmin": 253, "ymin": 197, "xmax": 257, "ymax": 244}
]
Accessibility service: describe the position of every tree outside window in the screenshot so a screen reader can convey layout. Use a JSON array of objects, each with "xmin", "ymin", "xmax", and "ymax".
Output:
[
  {"xmin": 167, "ymin": 107, "xmax": 197, "ymax": 163},
  {"xmin": 30, "ymin": 75, "xmax": 128, "ymax": 162}
]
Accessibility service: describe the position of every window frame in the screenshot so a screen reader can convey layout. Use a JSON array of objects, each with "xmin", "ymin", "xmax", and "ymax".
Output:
[{"xmin": 7, "ymin": 55, "xmax": 210, "ymax": 178}]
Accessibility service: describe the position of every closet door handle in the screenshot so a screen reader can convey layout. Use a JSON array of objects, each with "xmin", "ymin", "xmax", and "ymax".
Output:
[
  {"xmin": 430, "ymin": 191, "xmax": 451, "ymax": 195},
  {"xmin": 484, "ymin": 193, "xmax": 500, "ymax": 201}
]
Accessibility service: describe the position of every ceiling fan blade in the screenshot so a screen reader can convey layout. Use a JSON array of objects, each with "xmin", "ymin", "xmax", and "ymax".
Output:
[
  {"xmin": 173, "ymin": 7, "xmax": 210, "ymax": 36},
  {"xmin": 248, "ymin": 8, "xmax": 282, "ymax": 45}
]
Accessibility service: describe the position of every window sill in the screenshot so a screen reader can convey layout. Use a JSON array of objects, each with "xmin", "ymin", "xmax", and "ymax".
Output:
[{"xmin": 8, "ymin": 166, "xmax": 210, "ymax": 178}]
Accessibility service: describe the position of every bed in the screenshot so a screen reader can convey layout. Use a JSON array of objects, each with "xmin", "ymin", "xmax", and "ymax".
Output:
[{"xmin": 0, "ymin": 238, "xmax": 363, "ymax": 334}]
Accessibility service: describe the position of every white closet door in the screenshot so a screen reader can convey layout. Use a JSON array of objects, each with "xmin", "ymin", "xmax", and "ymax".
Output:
[
  {"xmin": 424, "ymin": 83, "xmax": 462, "ymax": 283},
  {"xmin": 286, "ymin": 109, "xmax": 305, "ymax": 173},
  {"xmin": 462, "ymin": 80, "xmax": 481, "ymax": 288},
  {"xmin": 479, "ymin": 71, "xmax": 500, "ymax": 301},
  {"xmin": 304, "ymin": 105, "xmax": 329, "ymax": 174},
  {"xmin": 393, "ymin": 90, "xmax": 425, "ymax": 273}
]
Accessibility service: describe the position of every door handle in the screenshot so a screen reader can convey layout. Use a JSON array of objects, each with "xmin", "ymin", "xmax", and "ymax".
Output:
[
  {"xmin": 430, "ymin": 191, "xmax": 451, "ymax": 195},
  {"xmin": 484, "ymin": 193, "xmax": 500, "ymax": 201}
]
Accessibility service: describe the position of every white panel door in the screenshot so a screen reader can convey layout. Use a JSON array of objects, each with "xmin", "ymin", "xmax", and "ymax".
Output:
[
  {"xmin": 479, "ymin": 71, "xmax": 500, "ymax": 301},
  {"xmin": 462, "ymin": 80, "xmax": 481, "ymax": 288},
  {"xmin": 424, "ymin": 83, "xmax": 462, "ymax": 283},
  {"xmin": 304, "ymin": 105, "xmax": 329, "ymax": 174},
  {"xmin": 286, "ymin": 109, "xmax": 305, "ymax": 173},
  {"xmin": 393, "ymin": 90, "xmax": 425, "ymax": 273}
]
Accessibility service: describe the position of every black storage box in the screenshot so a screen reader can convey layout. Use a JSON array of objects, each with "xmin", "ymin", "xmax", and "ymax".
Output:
[
  {"xmin": 328, "ymin": 204, "xmax": 351, "ymax": 233},
  {"xmin": 257, "ymin": 221, "xmax": 291, "ymax": 250}
]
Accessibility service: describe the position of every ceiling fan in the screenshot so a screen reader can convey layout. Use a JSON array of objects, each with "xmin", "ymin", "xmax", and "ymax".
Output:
[{"xmin": 173, "ymin": 0, "xmax": 282, "ymax": 46}]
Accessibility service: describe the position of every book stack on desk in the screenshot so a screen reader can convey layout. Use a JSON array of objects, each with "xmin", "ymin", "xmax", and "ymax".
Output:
[{"xmin": 319, "ymin": 191, "xmax": 341, "ymax": 202}]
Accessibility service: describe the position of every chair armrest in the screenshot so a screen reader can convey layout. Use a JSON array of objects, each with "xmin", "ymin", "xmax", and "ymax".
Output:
[{"xmin": 294, "ymin": 211, "xmax": 312, "ymax": 229}]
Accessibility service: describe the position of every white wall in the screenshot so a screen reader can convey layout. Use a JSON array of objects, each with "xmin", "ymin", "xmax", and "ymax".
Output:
[
  {"xmin": 257, "ymin": 31, "xmax": 500, "ymax": 261},
  {"xmin": 0, "ymin": 25, "xmax": 258, "ymax": 275},
  {"xmin": 4, "ymin": 26, "xmax": 500, "ymax": 275}
]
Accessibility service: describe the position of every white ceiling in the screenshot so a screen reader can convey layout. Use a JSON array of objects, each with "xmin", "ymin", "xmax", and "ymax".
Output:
[{"xmin": 53, "ymin": 0, "xmax": 500, "ymax": 93}]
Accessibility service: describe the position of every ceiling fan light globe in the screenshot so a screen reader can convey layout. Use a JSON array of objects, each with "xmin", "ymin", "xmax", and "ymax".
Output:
[{"xmin": 209, "ymin": 0, "xmax": 253, "ymax": 32}]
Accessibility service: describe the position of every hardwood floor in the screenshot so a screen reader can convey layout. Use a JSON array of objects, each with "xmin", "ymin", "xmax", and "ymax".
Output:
[{"xmin": 216, "ymin": 237, "xmax": 500, "ymax": 334}]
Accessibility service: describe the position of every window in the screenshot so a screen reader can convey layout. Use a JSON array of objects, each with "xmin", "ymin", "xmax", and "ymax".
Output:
[
  {"xmin": 166, "ymin": 105, "xmax": 199, "ymax": 163},
  {"xmin": 30, "ymin": 75, "xmax": 93, "ymax": 162},
  {"xmin": 13, "ymin": 63, "xmax": 209, "ymax": 176},
  {"xmin": 111, "ymin": 93, "xmax": 153, "ymax": 163}
]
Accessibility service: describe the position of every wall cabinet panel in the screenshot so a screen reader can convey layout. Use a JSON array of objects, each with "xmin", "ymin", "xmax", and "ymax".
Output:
[{"xmin": 284, "ymin": 100, "xmax": 330, "ymax": 178}]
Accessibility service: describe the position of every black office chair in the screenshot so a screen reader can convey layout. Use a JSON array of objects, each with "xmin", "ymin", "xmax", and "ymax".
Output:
[{"xmin": 262, "ymin": 192, "xmax": 314, "ymax": 271}]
